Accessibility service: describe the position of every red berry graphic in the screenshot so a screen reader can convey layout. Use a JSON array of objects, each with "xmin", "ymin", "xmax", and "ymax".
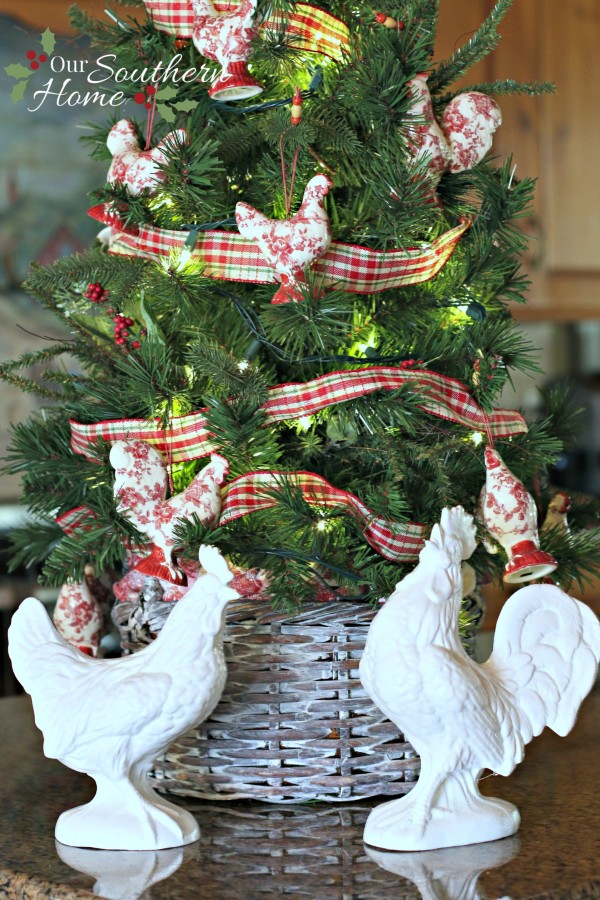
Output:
[
  {"xmin": 133, "ymin": 92, "xmax": 147, "ymax": 105},
  {"xmin": 30, "ymin": 61, "xmax": 39, "ymax": 70},
  {"xmin": 146, "ymin": 85, "xmax": 157, "ymax": 96},
  {"xmin": 145, "ymin": 102, "xmax": 152, "ymax": 109},
  {"xmin": 26, "ymin": 50, "xmax": 36, "ymax": 59},
  {"xmin": 39, "ymin": 53, "xmax": 48, "ymax": 62}
]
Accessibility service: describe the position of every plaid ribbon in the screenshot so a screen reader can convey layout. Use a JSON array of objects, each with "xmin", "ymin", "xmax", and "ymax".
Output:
[
  {"xmin": 220, "ymin": 470, "xmax": 427, "ymax": 561},
  {"xmin": 143, "ymin": 0, "xmax": 349, "ymax": 59},
  {"xmin": 70, "ymin": 366, "xmax": 527, "ymax": 462},
  {"xmin": 56, "ymin": 474, "xmax": 426, "ymax": 561},
  {"xmin": 109, "ymin": 219, "xmax": 471, "ymax": 294}
]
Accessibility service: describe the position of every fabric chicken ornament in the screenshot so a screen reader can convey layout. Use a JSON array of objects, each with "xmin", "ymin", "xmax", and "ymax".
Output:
[
  {"xmin": 53, "ymin": 564, "xmax": 105, "ymax": 657},
  {"xmin": 106, "ymin": 120, "xmax": 187, "ymax": 196},
  {"xmin": 236, "ymin": 174, "xmax": 333, "ymax": 304},
  {"xmin": 191, "ymin": 0, "xmax": 262, "ymax": 101},
  {"xmin": 406, "ymin": 74, "xmax": 502, "ymax": 180},
  {"xmin": 479, "ymin": 446, "xmax": 558, "ymax": 583},
  {"xmin": 109, "ymin": 439, "xmax": 229, "ymax": 585}
]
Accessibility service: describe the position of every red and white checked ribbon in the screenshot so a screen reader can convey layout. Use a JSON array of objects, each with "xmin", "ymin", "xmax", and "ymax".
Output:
[
  {"xmin": 142, "ymin": 0, "xmax": 349, "ymax": 59},
  {"xmin": 220, "ymin": 471, "xmax": 427, "ymax": 561},
  {"xmin": 57, "ymin": 473, "xmax": 426, "ymax": 561},
  {"xmin": 70, "ymin": 366, "xmax": 527, "ymax": 462},
  {"xmin": 109, "ymin": 219, "xmax": 471, "ymax": 294}
]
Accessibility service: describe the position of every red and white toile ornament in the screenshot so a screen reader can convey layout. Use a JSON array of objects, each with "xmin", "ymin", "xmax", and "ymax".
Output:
[
  {"xmin": 441, "ymin": 91, "xmax": 503, "ymax": 174},
  {"xmin": 106, "ymin": 120, "xmax": 187, "ymax": 196},
  {"xmin": 235, "ymin": 174, "xmax": 333, "ymax": 304},
  {"xmin": 406, "ymin": 73, "xmax": 451, "ymax": 176},
  {"xmin": 190, "ymin": 0, "xmax": 262, "ymax": 101},
  {"xmin": 479, "ymin": 446, "xmax": 558, "ymax": 584},
  {"xmin": 406, "ymin": 74, "xmax": 501, "ymax": 180},
  {"xmin": 109, "ymin": 439, "xmax": 229, "ymax": 585},
  {"xmin": 542, "ymin": 490, "xmax": 571, "ymax": 534},
  {"xmin": 53, "ymin": 564, "xmax": 104, "ymax": 657}
]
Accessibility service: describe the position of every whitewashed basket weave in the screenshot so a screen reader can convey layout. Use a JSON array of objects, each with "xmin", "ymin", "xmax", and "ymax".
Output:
[{"xmin": 133, "ymin": 598, "xmax": 421, "ymax": 803}]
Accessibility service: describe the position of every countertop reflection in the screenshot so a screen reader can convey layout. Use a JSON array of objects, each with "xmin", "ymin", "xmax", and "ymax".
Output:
[{"xmin": 0, "ymin": 689, "xmax": 597, "ymax": 899}]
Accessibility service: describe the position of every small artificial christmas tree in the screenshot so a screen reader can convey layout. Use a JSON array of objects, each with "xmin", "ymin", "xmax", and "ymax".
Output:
[{"xmin": 3, "ymin": 0, "xmax": 600, "ymax": 624}]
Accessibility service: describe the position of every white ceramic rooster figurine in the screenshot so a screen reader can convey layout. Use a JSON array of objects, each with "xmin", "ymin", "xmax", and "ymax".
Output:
[
  {"xmin": 107, "ymin": 120, "xmax": 187, "ymax": 196},
  {"xmin": 407, "ymin": 74, "xmax": 502, "ymax": 180},
  {"xmin": 9, "ymin": 545, "xmax": 239, "ymax": 851},
  {"xmin": 236, "ymin": 174, "xmax": 333, "ymax": 304},
  {"xmin": 191, "ymin": 0, "xmax": 262, "ymax": 100},
  {"xmin": 360, "ymin": 506, "xmax": 600, "ymax": 852},
  {"xmin": 110, "ymin": 439, "xmax": 229, "ymax": 585}
]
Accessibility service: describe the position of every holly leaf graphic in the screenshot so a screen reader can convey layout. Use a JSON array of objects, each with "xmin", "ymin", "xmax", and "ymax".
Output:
[
  {"xmin": 173, "ymin": 99, "xmax": 198, "ymax": 113},
  {"xmin": 5, "ymin": 63, "xmax": 31, "ymax": 80},
  {"xmin": 40, "ymin": 28, "xmax": 56, "ymax": 55},
  {"xmin": 156, "ymin": 102, "xmax": 176, "ymax": 123},
  {"xmin": 156, "ymin": 85, "xmax": 178, "ymax": 101},
  {"xmin": 11, "ymin": 79, "xmax": 29, "ymax": 104}
]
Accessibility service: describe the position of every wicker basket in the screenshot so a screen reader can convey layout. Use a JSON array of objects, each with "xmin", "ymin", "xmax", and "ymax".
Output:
[{"xmin": 136, "ymin": 598, "xmax": 421, "ymax": 803}]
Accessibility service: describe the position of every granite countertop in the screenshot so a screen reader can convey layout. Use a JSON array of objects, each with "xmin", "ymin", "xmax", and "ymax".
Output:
[{"xmin": 0, "ymin": 689, "xmax": 598, "ymax": 900}]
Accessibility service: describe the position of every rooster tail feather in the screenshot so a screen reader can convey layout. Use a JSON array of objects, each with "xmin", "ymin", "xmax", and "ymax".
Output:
[
  {"xmin": 488, "ymin": 585, "xmax": 600, "ymax": 743},
  {"xmin": 8, "ymin": 597, "xmax": 63, "ymax": 692}
]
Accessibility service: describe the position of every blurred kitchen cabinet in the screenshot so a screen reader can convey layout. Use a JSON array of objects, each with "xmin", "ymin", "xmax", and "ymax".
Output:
[{"xmin": 438, "ymin": 0, "xmax": 600, "ymax": 320}]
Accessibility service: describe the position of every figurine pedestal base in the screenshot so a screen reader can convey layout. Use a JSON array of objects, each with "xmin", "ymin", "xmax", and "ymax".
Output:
[
  {"xmin": 364, "ymin": 792, "xmax": 520, "ymax": 852},
  {"xmin": 55, "ymin": 772, "xmax": 200, "ymax": 851}
]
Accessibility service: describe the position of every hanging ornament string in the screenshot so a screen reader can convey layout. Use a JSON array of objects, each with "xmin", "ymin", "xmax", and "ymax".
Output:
[
  {"xmin": 70, "ymin": 365, "xmax": 528, "ymax": 463},
  {"xmin": 144, "ymin": 87, "xmax": 159, "ymax": 151},
  {"xmin": 280, "ymin": 88, "xmax": 302, "ymax": 214}
]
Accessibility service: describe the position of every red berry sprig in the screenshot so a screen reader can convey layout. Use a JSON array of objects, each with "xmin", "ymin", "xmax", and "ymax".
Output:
[
  {"xmin": 84, "ymin": 282, "xmax": 109, "ymax": 304},
  {"xmin": 84, "ymin": 282, "xmax": 145, "ymax": 353}
]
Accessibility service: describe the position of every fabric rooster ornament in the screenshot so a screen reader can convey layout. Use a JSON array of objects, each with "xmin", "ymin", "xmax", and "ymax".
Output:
[
  {"xmin": 191, "ymin": 0, "xmax": 262, "ymax": 101},
  {"xmin": 236, "ymin": 174, "xmax": 333, "ymax": 304},
  {"xmin": 406, "ymin": 73, "xmax": 502, "ymax": 182},
  {"xmin": 109, "ymin": 439, "xmax": 229, "ymax": 585},
  {"xmin": 106, "ymin": 120, "xmax": 187, "ymax": 196}
]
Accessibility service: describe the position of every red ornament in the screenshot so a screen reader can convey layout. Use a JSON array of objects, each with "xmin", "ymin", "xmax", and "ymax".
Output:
[{"xmin": 375, "ymin": 12, "xmax": 386, "ymax": 24}]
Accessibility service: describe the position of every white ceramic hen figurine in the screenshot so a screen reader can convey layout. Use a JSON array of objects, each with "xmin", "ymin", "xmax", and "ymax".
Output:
[
  {"xmin": 360, "ymin": 506, "xmax": 600, "ymax": 852},
  {"xmin": 191, "ymin": 0, "xmax": 261, "ymax": 100},
  {"xmin": 107, "ymin": 120, "xmax": 187, "ymax": 197},
  {"xmin": 110, "ymin": 439, "xmax": 229, "ymax": 585},
  {"xmin": 9, "ymin": 546, "xmax": 239, "ymax": 851},
  {"xmin": 235, "ymin": 174, "xmax": 333, "ymax": 304}
]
